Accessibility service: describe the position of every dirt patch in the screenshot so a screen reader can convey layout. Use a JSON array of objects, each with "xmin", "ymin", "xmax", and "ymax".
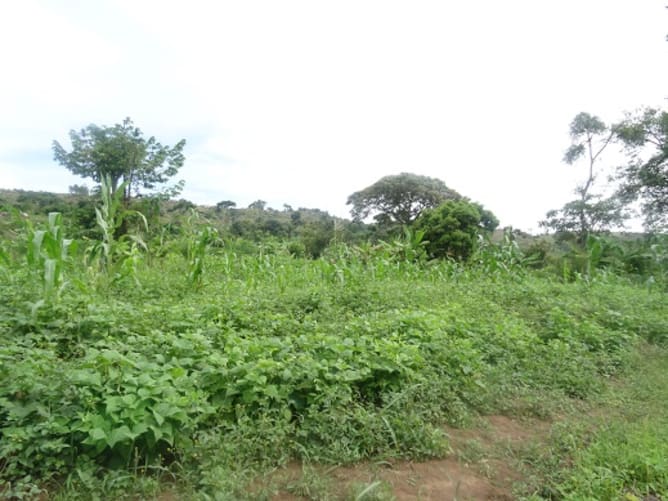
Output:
[
  {"xmin": 340, "ymin": 459, "xmax": 512, "ymax": 501},
  {"xmin": 485, "ymin": 415, "xmax": 550, "ymax": 443},
  {"xmin": 268, "ymin": 414, "xmax": 553, "ymax": 500},
  {"xmin": 155, "ymin": 492, "xmax": 181, "ymax": 501},
  {"xmin": 271, "ymin": 492, "xmax": 302, "ymax": 501}
]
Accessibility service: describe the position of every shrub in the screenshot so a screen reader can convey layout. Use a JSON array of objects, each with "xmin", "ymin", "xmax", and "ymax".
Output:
[{"xmin": 414, "ymin": 200, "xmax": 497, "ymax": 260}]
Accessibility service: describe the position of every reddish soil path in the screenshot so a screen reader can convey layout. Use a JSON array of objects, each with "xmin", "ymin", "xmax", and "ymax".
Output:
[{"xmin": 271, "ymin": 415, "xmax": 552, "ymax": 500}]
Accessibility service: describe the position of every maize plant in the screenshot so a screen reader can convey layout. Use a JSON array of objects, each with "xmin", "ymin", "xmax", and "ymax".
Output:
[
  {"xmin": 0, "ymin": 244, "xmax": 8, "ymax": 266},
  {"xmin": 25, "ymin": 212, "xmax": 76, "ymax": 300},
  {"xmin": 88, "ymin": 175, "xmax": 148, "ymax": 283},
  {"xmin": 184, "ymin": 209, "xmax": 219, "ymax": 287}
]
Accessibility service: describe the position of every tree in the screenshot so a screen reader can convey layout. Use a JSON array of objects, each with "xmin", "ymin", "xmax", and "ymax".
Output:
[
  {"xmin": 215, "ymin": 200, "xmax": 237, "ymax": 212},
  {"xmin": 541, "ymin": 112, "xmax": 626, "ymax": 242},
  {"xmin": 68, "ymin": 184, "xmax": 90, "ymax": 196},
  {"xmin": 542, "ymin": 196, "xmax": 627, "ymax": 238},
  {"xmin": 299, "ymin": 217, "xmax": 334, "ymax": 258},
  {"xmin": 473, "ymin": 202, "xmax": 501, "ymax": 233},
  {"xmin": 53, "ymin": 117, "xmax": 186, "ymax": 201},
  {"xmin": 248, "ymin": 200, "xmax": 267, "ymax": 211},
  {"xmin": 347, "ymin": 173, "xmax": 461, "ymax": 227},
  {"xmin": 616, "ymin": 107, "xmax": 668, "ymax": 231},
  {"xmin": 414, "ymin": 200, "xmax": 498, "ymax": 260}
]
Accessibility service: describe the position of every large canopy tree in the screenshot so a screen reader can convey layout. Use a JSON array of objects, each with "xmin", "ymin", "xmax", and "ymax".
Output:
[
  {"xmin": 53, "ymin": 118, "xmax": 186, "ymax": 201},
  {"xmin": 616, "ymin": 107, "xmax": 668, "ymax": 231},
  {"xmin": 347, "ymin": 172, "xmax": 461, "ymax": 226}
]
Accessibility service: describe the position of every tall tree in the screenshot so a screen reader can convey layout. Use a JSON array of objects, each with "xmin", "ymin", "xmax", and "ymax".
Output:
[
  {"xmin": 53, "ymin": 118, "xmax": 186, "ymax": 201},
  {"xmin": 347, "ymin": 172, "xmax": 461, "ymax": 227},
  {"xmin": 215, "ymin": 200, "xmax": 237, "ymax": 212},
  {"xmin": 616, "ymin": 107, "xmax": 668, "ymax": 231},
  {"xmin": 541, "ymin": 112, "xmax": 626, "ymax": 241},
  {"xmin": 248, "ymin": 200, "xmax": 267, "ymax": 211}
]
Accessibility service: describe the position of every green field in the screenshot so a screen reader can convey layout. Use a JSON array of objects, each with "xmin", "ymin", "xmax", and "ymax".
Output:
[{"xmin": 0, "ymin": 207, "xmax": 667, "ymax": 500}]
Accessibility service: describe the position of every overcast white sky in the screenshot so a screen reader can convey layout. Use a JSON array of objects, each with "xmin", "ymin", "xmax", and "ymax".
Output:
[{"xmin": 0, "ymin": 1, "xmax": 666, "ymax": 232}]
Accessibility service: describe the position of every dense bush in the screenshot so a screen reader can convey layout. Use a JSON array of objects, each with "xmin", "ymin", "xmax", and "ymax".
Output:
[{"xmin": 414, "ymin": 200, "xmax": 498, "ymax": 260}]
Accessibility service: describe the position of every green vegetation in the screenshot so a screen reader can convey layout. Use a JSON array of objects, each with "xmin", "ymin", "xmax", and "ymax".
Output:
[
  {"xmin": 1, "ymin": 107, "xmax": 667, "ymax": 499},
  {"xmin": 543, "ymin": 108, "xmax": 668, "ymax": 236},
  {"xmin": 415, "ymin": 199, "xmax": 498, "ymax": 260},
  {"xmin": 0, "ymin": 198, "xmax": 666, "ymax": 498},
  {"xmin": 617, "ymin": 107, "xmax": 668, "ymax": 231},
  {"xmin": 346, "ymin": 172, "xmax": 461, "ymax": 227},
  {"xmin": 53, "ymin": 117, "xmax": 186, "ymax": 201},
  {"xmin": 514, "ymin": 346, "xmax": 668, "ymax": 500},
  {"xmin": 541, "ymin": 112, "xmax": 627, "ymax": 241}
]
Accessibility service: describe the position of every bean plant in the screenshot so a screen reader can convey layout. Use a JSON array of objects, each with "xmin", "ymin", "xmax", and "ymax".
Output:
[{"xmin": 0, "ymin": 208, "xmax": 666, "ymax": 499}]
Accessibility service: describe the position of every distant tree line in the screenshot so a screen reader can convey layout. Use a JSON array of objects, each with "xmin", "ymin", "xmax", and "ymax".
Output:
[{"xmin": 30, "ymin": 105, "xmax": 665, "ymax": 264}]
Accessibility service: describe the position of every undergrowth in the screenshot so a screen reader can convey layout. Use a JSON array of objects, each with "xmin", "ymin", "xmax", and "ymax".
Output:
[
  {"xmin": 516, "ymin": 345, "xmax": 668, "ymax": 500},
  {"xmin": 0, "ymin": 216, "xmax": 666, "ymax": 499}
]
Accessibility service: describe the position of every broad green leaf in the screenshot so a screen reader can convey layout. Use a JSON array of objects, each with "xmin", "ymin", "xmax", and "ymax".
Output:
[
  {"xmin": 107, "ymin": 425, "xmax": 137, "ymax": 448},
  {"xmin": 84, "ymin": 428, "xmax": 107, "ymax": 444},
  {"xmin": 263, "ymin": 384, "xmax": 280, "ymax": 399},
  {"xmin": 131, "ymin": 422, "xmax": 149, "ymax": 436},
  {"xmin": 152, "ymin": 410, "xmax": 165, "ymax": 426},
  {"xmin": 44, "ymin": 258, "xmax": 57, "ymax": 290},
  {"xmin": 105, "ymin": 396, "xmax": 123, "ymax": 414},
  {"xmin": 149, "ymin": 424, "xmax": 163, "ymax": 442},
  {"xmin": 120, "ymin": 394, "xmax": 138, "ymax": 408}
]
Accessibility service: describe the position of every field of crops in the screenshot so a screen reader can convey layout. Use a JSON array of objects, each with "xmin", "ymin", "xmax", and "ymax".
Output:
[{"xmin": 0, "ymin": 211, "xmax": 667, "ymax": 499}]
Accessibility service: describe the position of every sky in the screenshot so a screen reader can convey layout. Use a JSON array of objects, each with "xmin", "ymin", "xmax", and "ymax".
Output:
[{"xmin": 0, "ymin": 1, "xmax": 666, "ymax": 233}]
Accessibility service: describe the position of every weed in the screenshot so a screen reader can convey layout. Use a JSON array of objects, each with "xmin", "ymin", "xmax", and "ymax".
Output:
[{"xmin": 349, "ymin": 479, "xmax": 395, "ymax": 501}]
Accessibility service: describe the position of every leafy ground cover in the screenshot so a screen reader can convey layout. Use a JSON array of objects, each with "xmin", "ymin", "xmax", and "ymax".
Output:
[
  {"xmin": 261, "ymin": 344, "xmax": 668, "ymax": 500},
  {"xmin": 0, "ymin": 217, "xmax": 666, "ymax": 499},
  {"xmin": 516, "ymin": 344, "xmax": 668, "ymax": 500}
]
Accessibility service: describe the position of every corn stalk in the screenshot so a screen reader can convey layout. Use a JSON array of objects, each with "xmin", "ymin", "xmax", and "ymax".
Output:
[
  {"xmin": 184, "ymin": 209, "xmax": 219, "ymax": 287},
  {"xmin": 25, "ymin": 212, "xmax": 76, "ymax": 300},
  {"xmin": 89, "ymin": 175, "xmax": 148, "ymax": 284}
]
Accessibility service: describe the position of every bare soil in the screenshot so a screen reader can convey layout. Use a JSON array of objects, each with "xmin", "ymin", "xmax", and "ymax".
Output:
[{"xmin": 270, "ymin": 414, "xmax": 552, "ymax": 501}]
